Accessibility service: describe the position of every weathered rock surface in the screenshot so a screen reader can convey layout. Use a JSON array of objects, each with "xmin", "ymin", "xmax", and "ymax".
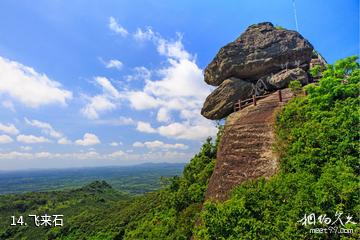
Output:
[
  {"xmin": 269, "ymin": 67, "xmax": 308, "ymax": 89},
  {"xmin": 205, "ymin": 89, "xmax": 294, "ymax": 202},
  {"xmin": 201, "ymin": 78, "xmax": 253, "ymax": 120},
  {"xmin": 204, "ymin": 22, "xmax": 314, "ymax": 86},
  {"xmin": 200, "ymin": 22, "xmax": 323, "ymax": 120},
  {"xmin": 310, "ymin": 51, "xmax": 327, "ymax": 70}
]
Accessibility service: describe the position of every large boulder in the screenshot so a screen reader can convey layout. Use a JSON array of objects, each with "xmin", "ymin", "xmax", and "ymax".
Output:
[
  {"xmin": 201, "ymin": 77, "xmax": 253, "ymax": 120},
  {"xmin": 269, "ymin": 68, "xmax": 309, "ymax": 89},
  {"xmin": 204, "ymin": 22, "xmax": 314, "ymax": 86}
]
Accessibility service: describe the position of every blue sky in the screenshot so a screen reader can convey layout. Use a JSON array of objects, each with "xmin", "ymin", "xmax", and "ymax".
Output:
[{"xmin": 0, "ymin": 0, "xmax": 358, "ymax": 170}]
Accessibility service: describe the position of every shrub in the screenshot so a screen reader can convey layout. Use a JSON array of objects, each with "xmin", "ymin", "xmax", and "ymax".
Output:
[{"xmin": 289, "ymin": 79, "xmax": 302, "ymax": 95}]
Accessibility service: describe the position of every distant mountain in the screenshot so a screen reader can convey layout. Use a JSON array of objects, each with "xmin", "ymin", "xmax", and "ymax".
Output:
[{"xmin": 0, "ymin": 162, "xmax": 185, "ymax": 195}]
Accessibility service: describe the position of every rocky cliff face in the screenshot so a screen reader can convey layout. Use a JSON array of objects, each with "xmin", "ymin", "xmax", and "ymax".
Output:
[
  {"xmin": 201, "ymin": 22, "xmax": 326, "ymax": 120},
  {"xmin": 205, "ymin": 89, "xmax": 293, "ymax": 201},
  {"xmin": 202, "ymin": 22, "xmax": 326, "ymax": 201}
]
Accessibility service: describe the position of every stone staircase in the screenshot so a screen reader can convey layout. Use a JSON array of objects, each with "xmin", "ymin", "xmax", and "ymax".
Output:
[{"xmin": 205, "ymin": 89, "xmax": 293, "ymax": 201}]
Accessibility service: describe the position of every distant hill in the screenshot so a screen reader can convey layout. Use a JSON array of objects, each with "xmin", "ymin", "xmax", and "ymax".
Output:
[
  {"xmin": 0, "ymin": 163, "xmax": 185, "ymax": 195},
  {"xmin": 0, "ymin": 180, "xmax": 132, "ymax": 239}
]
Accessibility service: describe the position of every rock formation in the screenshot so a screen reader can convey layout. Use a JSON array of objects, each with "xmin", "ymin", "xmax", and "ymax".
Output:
[
  {"xmin": 202, "ymin": 22, "xmax": 327, "ymax": 201},
  {"xmin": 201, "ymin": 78, "xmax": 253, "ymax": 119},
  {"xmin": 269, "ymin": 67, "xmax": 308, "ymax": 89},
  {"xmin": 205, "ymin": 89, "xmax": 293, "ymax": 202},
  {"xmin": 310, "ymin": 51, "xmax": 327, "ymax": 70},
  {"xmin": 201, "ymin": 22, "xmax": 326, "ymax": 120}
]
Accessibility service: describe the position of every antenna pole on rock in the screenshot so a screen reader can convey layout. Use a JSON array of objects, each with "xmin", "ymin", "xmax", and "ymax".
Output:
[{"xmin": 292, "ymin": 0, "xmax": 299, "ymax": 32}]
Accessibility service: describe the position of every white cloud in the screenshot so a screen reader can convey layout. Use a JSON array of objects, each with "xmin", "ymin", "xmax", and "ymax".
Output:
[
  {"xmin": 127, "ymin": 91, "xmax": 160, "ymax": 110},
  {"xmin": 157, "ymin": 107, "xmax": 171, "ymax": 123},
  {"xmin": 132, "ymin": 141, "xmax": 144, "ymax": 147},
  {"xmin": 2, "ymin": 100, "xmax": 15, "ymax": 112},
  {"xmin": 35, "ymin": 152, "xmax": 51, "ymax": 158},
  {"xmin": 144, "ymin": 58, "xmax": 208, "ymax": 99},
  {"xmin": 20, "ymin": 146, "xmax": 32, "ymax": 151},
  {"xmin": 157, "ymin": 35, "xmax": 191, "ymax": 60},
  {"xmin": 133, "ymin": 28, "xmax": 190, "ymax": 60},
  {"xmin": 0, "ymin": 149, "xmax": 192, "ymax": 164},
  {"xmin": 75, "ymin": 133, "xmax": 101, "ymax": 146},
  {"xmin": 127, "ymin": 29, "xmax": 216, "ymax": 140},
  {"xmin": 132, "ymin": 140, "xmax": 188, "ymax": 150},
  {"xmin": 136, "ymin": 121, "xmax": 156, "ymax": 133},
  {"xmin": 86, "ymin": 28, "xmax": 213, "ymax": 141},
  {"xmin": 109, "ymin": 17, "xmax": 128, "ymax": 37},
  {"xmin": 17, "ymin": 134, "xmax": 50, "ymax": 144},
  {"xmin": 73, "ymin": 151, "xmax": 100, "ymax": 160},
  {"xmin": 108, "ymin": 150, "xmax": 125, "ymax": 158},
  {"xmin": 0, "ymin": 123, "xmax": 19, "ymax": 135},
  {"xmin": 96, "ymin": 116, "xmax": 135, "ymax": 126},
  {"xmin": 87, "ymin": 25, "xmax": 216, "ymax": 141},
  {"xmin": 110, "ymin": 142, "xmax": 123, "ymax": 147},
  {"xmin": 158, "ymin": 122, "xmax": 217, "ymax": 140},
  {"xmin": 113, "ymin": 117, "xmax": 135, "ymax": 125},
  {"xmin": 134, "ymin": 121, "xmax": 216, "ymax": 141},
  {"xmin": 0, "ymin": 56, "xmax": 72, "ymax": 108},
  {"xmin": 134, "ymin": 27, "xmax": 156, "ymax": 41},
  {"xmin": 0, "ymin": 134, "xmax": 13, "ymax": 144},
  {"xmin": 95, "ymin": 77, "xmax": 121, "ymax": 98},
  {"xmin": 125, "ymin": 66, "xmax": 151, "ymax": 82},
  {"xmin": 81, "ymin": 77, "xmax": 122, "ymax": 119},
  {"xmin": 0, "ymin": 151, "xmax": 33, "ymax": 159},
  {"xmin": 104, "ymin": 59, "xmax": 123, "ymax": 70},
  {"xmin": 2, "ymin": 151, "xmax": 99, "ymax": 161},
  {"xmin": 136, "ymin": 150, "xmax": 190, "ymax": 162},
  {"xmin": 81, "ymin": 95, "xmax": 116, "ymax": 119},
  {"xmin": 58, "ymin": 137, "xmax": 71, "ymax": 145},
  {"xmin": 24, "ymin": 118, "xmax": 62, "ymax": 138}
]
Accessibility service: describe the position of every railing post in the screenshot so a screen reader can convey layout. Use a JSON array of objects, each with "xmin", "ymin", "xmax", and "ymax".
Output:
[
  {"xmin": 278, "ymin": 90, "xmax": 282, "ymax": 102},
  {"xmin": 234, "ymin": 100, "xmax": 241, "ymax": 112},
  {"xmin": 253, "ymin": 95, "xmax": 256, "ymax": 106}
]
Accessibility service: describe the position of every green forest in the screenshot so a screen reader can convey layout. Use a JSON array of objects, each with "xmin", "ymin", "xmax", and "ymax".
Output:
[{"xmin": 0, "ymin": 56, "xmax": 359, "ymax": 239}]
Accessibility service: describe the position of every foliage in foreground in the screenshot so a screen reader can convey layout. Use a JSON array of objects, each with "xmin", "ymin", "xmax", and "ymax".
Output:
[{"xmin": 196, "ymin": 56, "xmax": 360, "ymax": 240}]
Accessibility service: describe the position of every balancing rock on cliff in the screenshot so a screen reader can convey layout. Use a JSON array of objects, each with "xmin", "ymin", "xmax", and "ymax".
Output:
[
  {"xmin": 204, "ymin": 22, "xmax": 314, "ymax": 86},
  {"xmin": 201, "ymin": 78, "xmax": 253, "ymax": 120},
  {"xmin": 201, "ymin": 22, "xmax": 323, "ymax": 120}
]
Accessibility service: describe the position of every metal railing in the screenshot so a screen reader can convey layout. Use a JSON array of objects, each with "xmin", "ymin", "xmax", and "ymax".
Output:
[{"xmin": 234, "ymin": 90, "xmax": 283, "ymax": 112}]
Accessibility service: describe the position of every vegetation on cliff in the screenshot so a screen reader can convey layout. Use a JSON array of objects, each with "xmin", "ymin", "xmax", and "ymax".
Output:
[
  {"xmin": 123, "ymin": 127, "xmax": 222, "ymax": 239},
  {"xmin": 196, "ymin": 56, "xmax": 359, "ymax": 239}
]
